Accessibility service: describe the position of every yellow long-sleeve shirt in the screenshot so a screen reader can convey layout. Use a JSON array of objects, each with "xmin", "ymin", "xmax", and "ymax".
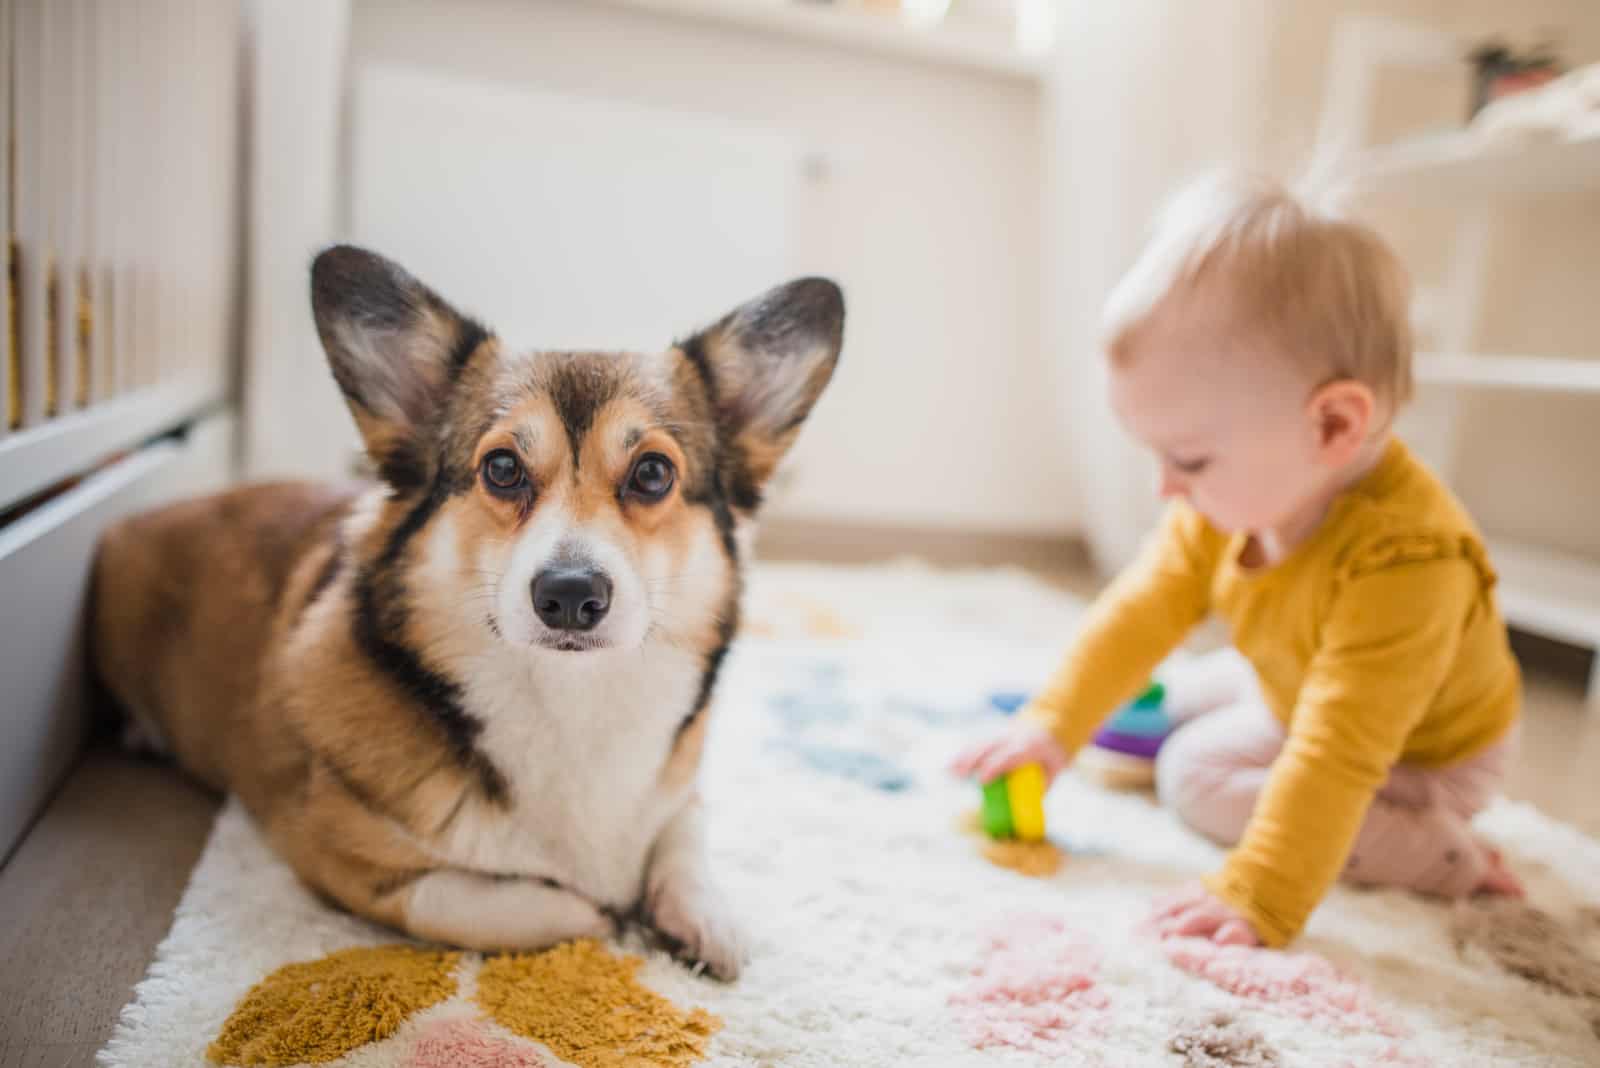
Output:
[{"xmin": 1025, "ymin": 438, "xmax": 1521, "ymax": 946}]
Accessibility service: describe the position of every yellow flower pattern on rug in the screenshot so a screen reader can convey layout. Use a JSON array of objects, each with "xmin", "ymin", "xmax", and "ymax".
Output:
[
  {"xmin": 207, "ymin": 940, "xmax": 721, "ymax": 1067},
  {"xmin": 476, "ymin": 940, "xmax": 721, "ymax": 1068},
  {"xmin": 208, "ymin": 946, "xmax": 460, "ymax": 1064}
]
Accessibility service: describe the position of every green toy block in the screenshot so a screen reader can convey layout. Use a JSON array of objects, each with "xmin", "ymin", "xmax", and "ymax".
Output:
[
  {"xmin": 1132, "ymin": 681, "xmax": 1165, "ymax": 708},
  {"xmin": 981, "ymin": 776, "xmax": 1014, "ymax": 838}
]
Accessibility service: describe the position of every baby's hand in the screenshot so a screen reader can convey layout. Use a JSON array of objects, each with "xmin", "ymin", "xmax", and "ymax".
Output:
[
  {"xmin": 949, "ymin": 722, "xmax": 1069, "ymax": 785},
  {"xmin": 1150, "ymin": 882, "xmax": 1261, "ymax": 946}
]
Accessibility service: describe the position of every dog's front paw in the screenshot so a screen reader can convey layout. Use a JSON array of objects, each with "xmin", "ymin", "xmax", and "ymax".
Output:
[{"xmin": 647, "ymin": 873, "xmax": 747, "ymax": 981}]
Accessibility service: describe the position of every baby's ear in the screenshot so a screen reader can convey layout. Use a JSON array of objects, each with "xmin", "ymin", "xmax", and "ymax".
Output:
[
  {"xmin": 676, "ymin": 278, "xmax": 844, "ymax": 513},
  {"xmin": 310, "ymin": 245, "xmax": 490, "ymax": 490},
  {"xmin": 1308, "ymin": 378, "xmax": 1377, "ymax": 466}
]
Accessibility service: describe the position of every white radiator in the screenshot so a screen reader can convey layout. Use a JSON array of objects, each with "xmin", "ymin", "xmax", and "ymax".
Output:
[{"xmin": 0, "ymin": 0, "xmax": 243, "ymax": 860}]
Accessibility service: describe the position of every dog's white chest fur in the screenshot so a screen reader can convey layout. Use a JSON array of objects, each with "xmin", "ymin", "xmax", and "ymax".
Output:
[{"xmin": 439, "ymin": 641, "xmax": 705, "ymax": 908}]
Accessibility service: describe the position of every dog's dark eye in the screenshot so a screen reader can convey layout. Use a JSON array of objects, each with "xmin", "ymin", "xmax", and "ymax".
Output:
[
  {"xmin": 481, "ymin": 449, "xmax": 525, "ymax": 491},
  {"xmin": 627, "ymin": 454, "xmax": 675, "ymax": 500}
]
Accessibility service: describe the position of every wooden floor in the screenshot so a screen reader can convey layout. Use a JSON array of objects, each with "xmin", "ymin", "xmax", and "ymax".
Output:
[
  {"xmin": 1502, "ymin": 639, "xmax": 1600, "ymax": 838},
  {"xmin": 1, "ymin": 537, "xmax": 1594, "ymax": 1067},
  {"xmin": 0, "ymin": 750, "xmax": 219, "ymax": 1068}
]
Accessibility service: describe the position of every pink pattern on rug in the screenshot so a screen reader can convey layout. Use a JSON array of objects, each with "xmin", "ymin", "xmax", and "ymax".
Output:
[
  {"xmin": 1341, "ymin": 1047, "xmax": 1432, "ymax": 1068},
  {"xmin": 950, "ymin": 913, "xmax": 1110, "ymax": 1054},
  {"xmin": 408, "ymin": 1017, "xmax": 553, "ymax": 1067},
  {"xmin": 1163, "ymin": 938, "xmax": 1405, "ymax": 1038}
]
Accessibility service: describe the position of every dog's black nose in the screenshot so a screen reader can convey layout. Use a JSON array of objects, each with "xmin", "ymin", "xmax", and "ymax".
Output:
[{"xmin": 531, "ymin": 568, "xmax": 612, "ymax": 631}]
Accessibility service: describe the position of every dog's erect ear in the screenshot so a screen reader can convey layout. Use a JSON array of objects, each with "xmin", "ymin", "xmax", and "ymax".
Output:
[
  {"xmin": 310, "ymin": 245, "xmax": 489, "ymax": 490},
  {"xmin": 678, "ymin": 277, "xmax": 844, "ymax": 512}
]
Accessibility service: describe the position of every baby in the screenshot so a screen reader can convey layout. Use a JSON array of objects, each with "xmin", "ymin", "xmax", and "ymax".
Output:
[{"xmin": 953, "ymin": 171, "xmax": 1524, "ymax": 948}]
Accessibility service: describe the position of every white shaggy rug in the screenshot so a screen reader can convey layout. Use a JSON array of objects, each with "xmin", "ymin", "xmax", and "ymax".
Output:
[{"xmin": 101, "ymin": 563, "xmax": 1600, "ymax": 1067}]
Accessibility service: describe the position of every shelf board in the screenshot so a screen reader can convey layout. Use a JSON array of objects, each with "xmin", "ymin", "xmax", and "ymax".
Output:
[
  {"xmin": 1490, "ymin": 539, "xmax": 1600, "ymax": 651},
  {"xmin": 1358, "ymin": 131, "xmax": 1600, "ymax": 197},
  {"xmin": 1415, "ymin": 352, "xmax": 1600, "ymax": 394},
  {"xmin": 587, "ymin": 0, "xmax": 1047, "ymax": 80}
]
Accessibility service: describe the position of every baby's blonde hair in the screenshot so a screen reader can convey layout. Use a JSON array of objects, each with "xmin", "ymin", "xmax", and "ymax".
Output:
[{"xmin": 1102, "ymin": 170, "xmax": 1413, "ymax": 411}]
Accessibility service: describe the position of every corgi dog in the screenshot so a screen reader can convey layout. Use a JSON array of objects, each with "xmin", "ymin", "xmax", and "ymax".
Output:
[{"xmin": 90, "ymin": 246, "xmax": 844, "ymax": 979}]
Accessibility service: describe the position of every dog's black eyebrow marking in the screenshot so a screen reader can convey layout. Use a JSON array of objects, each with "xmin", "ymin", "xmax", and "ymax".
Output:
[
  {"xmin": 624, "ymin": 427, "xmax": 643, "ymax": 451},
  {"xmin": 511, "ymin": 427, "xmax": 535, "ymax": 456},
  {"xmin": 544, "ymin": 359, "xmax": 620, "ymax": 465},
  {"xmin": 352, "ymin": 462, "xmax": 509, "ymax": 805}
]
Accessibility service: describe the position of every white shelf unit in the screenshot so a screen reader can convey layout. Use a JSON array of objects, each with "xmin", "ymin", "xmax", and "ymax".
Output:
[
  {"xmin": 1415, "ymin": 352, "xmax": 1600, "ymax": 393},
  {"xmin": 587, "ymin": 0, "xmax": 1048, "ymax": 80},
  {"xmin": 1357, "ymin": 131, "xmax": 1600, "ymax": 197},
  {"xmin": 1489, "ymin": 540, "xmax": 1600, "ymax": 659},
  {"xmin": 1322, "ymin": 18, "xmax": 1600, "ymax": 708}
]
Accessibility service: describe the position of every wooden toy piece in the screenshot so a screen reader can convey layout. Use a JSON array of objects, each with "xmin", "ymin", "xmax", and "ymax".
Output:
[
  {"xmin": 1081, "ymin": 682, "xmax": 1173, "ymax": 789},
  {"xmin": 1076, "ymin": 746, "xmax": 1162, "ymax": 789}
]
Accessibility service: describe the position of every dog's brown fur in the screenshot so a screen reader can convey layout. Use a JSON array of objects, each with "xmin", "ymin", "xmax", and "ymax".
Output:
[{"xmin": 91, "ymin": 247, "xmax": 844, "ymax": 976}]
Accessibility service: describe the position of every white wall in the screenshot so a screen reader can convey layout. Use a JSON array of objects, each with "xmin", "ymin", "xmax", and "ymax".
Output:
[
  {"xmin": 242, "ymin": 0, "xmax": 352, "ymax": 482},
  {"xmin": 1043, "ymin": 0, "xmax": 1275, "ymax": 571},
  {"xmin": 337, "ymin": 0, "xmax": 1073, "ymax": 535},
  {"xmin": 348, "ymin": 68, "xmax": 796, "ymax": 356}
]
